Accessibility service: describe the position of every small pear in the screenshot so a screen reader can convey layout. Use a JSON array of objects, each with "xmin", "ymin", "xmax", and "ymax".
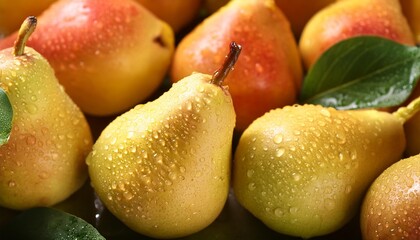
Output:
[
  {"xmin": 0, "ymin": 17, "xmax": 93, "ymax": 210},
  {"xmin": 360, "ymin": 154, "xmax": 420, "ymax": 240},
  {"xmin": 299, "ymin": 0, "xmax": 415, "ymax": 69},
  {"xmin": 233, "ymin": 98, "xmax": 420, "ymax": 238},
  {"xmin": 87, "ymin": 43, "xmax": 240, "ymax": 238}
]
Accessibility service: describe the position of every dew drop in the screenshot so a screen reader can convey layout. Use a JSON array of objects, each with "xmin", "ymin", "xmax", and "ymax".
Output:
[
  {"xmin": 350, "ymin": 150, "xmax": 357, "ymax": 160},
  {"xmin": 8, "ymin": 181, "xmax": 16, "ymax": 187},
  {"xmin": 338, "ymin": 152, "xmax": 344, "ymax": 161},
  {"xmin": 274, "ymin": 208, "xmax": 284, "ymax": 217},
  {"xmin": 293, "ymin": 173, "xmax": 302, "ymax": 181},
  {"xmin": 25, "ymin": 135, "xmax": 36, "ymax": 145},
  {"xmin": 107, "ymin": 194, "xmax": 113, "ymax": 201},
  {"xmin": 123, "ymin": 192, "xmax": 134, "ymax": 200},
  {"xmin": 320, "ymin": 109, "xmax": 331, "ymax": 117},
  {"xmin": 289, "ymin": 207, "xmax": 298, "ymax": 214},
  {"xmin": 168, "ymin": 172, "xmax": 177, "ymax": 180},
  {"xmin": 276, "ymin": 148, "xmax": 285, "ymax": 157},
  {"xmin": 247, "ymin": 169, "xmax": 254, "ymax": 178},
  {"xmin": 318, "ymin": 121, "xmax": 326, "ymax": 127},
  {"xmin": 336, "ymin": 133, "xmax": 346, "ymax": 144},
  {"xmin": 248, "ymin": 182, "xmax": 256, "ymax": 191},
  {"xmin": 273, "ymin": 134, "xmax": 283, "ymax": 144},
  {"xmin": 345, "ymin": 185, "xmax": 352, "ymax": 194},
  {"xmin": 186, "ymin": 101, "xmax": 192, "ymax": 111}
]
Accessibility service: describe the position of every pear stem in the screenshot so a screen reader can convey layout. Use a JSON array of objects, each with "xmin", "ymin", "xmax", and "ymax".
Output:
[
  {"xmin": 13, "ymin": 16, "xmax": 37, "ymax": 56},
  {"xmin": 392, "ymin": 96, "xmax": 420, "ymax": 124},
  {"xmin": 211, "ymin": 41, "xmax": 242, "ymax": 86}
]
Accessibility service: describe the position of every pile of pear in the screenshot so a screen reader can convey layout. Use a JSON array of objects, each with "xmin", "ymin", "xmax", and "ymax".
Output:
[{"xmin": 0, "ymin": 0, "xmax": 420, "ymax": 239}]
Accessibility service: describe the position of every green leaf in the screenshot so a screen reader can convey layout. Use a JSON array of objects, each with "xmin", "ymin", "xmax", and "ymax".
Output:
[
  {"xmin": 0, "ymin": 207, "xmax": 106, "ymax": 240},
  {"xmin": 0, "ymin": 87, "xmax": 13, "ymax": 145},
  {"xmin": 300, "ymin": 36, "xmax": 420, "ymax": 109}
]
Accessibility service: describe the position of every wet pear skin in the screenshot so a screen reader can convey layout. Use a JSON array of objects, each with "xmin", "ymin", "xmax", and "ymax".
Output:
[
  {"xmin": 361, "ymin": 154, "xmax": 420, "ymax": 239},
  {"xmin": 0, "ymin": 47, "xmax": 93, "ymax": 210},
  {"xmin": 233, "ymin": 104, "xmax": 405, "ymax": 238},
  {"xmin": 87, "ymin": 73, "xmax": 235, "ymax": 238}
]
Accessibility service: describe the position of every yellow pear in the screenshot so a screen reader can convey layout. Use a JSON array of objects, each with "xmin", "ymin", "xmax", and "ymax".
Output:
[
  {"xmin": 87, "ymin": 42, "xmax": 240, "ymax": 238},
  {"xmin": 233, "ymin": 97, "xmax": 420, "ymax": 238},
  {"xmin": 0, "ymin": 17, "xmax": 92, "ymax": 210}
]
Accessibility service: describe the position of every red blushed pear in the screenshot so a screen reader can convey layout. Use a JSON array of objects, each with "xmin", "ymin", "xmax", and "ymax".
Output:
[
  {"xmin": 171, "ymin": 0, "xmax": 303, "ymax": 132},
  {"xmin": 0, "ymin": 0, "xmax": 175, "ymax": 116},
  {"xmin": 360, "ymin": 154, "xmax": 420, "ymax": 240},
  {"xmin": 299, "ymin": 0, "xmax": 415, "ymax": 69}
]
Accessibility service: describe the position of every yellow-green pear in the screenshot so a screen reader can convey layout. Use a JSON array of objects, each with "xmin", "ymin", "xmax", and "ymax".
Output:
[
  {"xmin": 87, "ymin": 43, "xmax": 241, "ymax": 238},
  {"xmin": 233, "ymin": 97, "xmax": 420, "ymax": 238},
  {"xmin": 0, "ymin": 17, "xmax": 93, "ymax": 210},
  {"xmin": 360, "ymin": 154, "xmax": 420, "ymax": 240}
]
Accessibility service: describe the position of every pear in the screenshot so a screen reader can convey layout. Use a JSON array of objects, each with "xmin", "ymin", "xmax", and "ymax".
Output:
[
  {"xmin": 233, "ymin": 97, "xmax": 420, "ymax": 238},
  {"xmin": 171, "ymin": 0, "xmax": 303, "ymax": 132},
  {"xmin": 87, "ymin": 42, "xmax": 241, "ymax": 238},
  {"xmin": 0, "ymin": 0, "xmax": 175, "ymax": 116},
  {"xmin": 299, "ymin": 0, "xmax": 415, "ymax": 69},
  {"xmin": 360, "ymin": 154, "xmax": 420, "ymax": 240},
  {"xmin": 0, "ymin": 17, "xmax": 93, "ymax": 210}
]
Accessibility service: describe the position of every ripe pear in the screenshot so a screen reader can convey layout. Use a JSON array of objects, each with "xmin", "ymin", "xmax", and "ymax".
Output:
[
  {"xmin": 0, "ymin": 0, "xmax": 175, "ymax": 116},
  {"xmin": 171, "ymin": 0, "xmax": 303, "ymax": 132},
  {"xmin": 360, "ymin": 154, "xmax": 420, "ymax": 240},
  {"xmin": 0, "ymin": 17, "xmax": 92, "ymax": 210},
  {"xmin": 87, "ymin": 43, "xmax": 240, "ymax": 238},
  {"xmin": 299, "ymin": 0, "xmax": 415, "ymax": 69},
  {"xmin": 233, "ymin": 97, "xmax": 420, "ymax": 238},
  {"xmin": 135, "ymin": 0, "xmax": 202, "ymax": 32},
  {"xmin": 0, "ymin": 0, "xmax": 57, "ymax": 37}
]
